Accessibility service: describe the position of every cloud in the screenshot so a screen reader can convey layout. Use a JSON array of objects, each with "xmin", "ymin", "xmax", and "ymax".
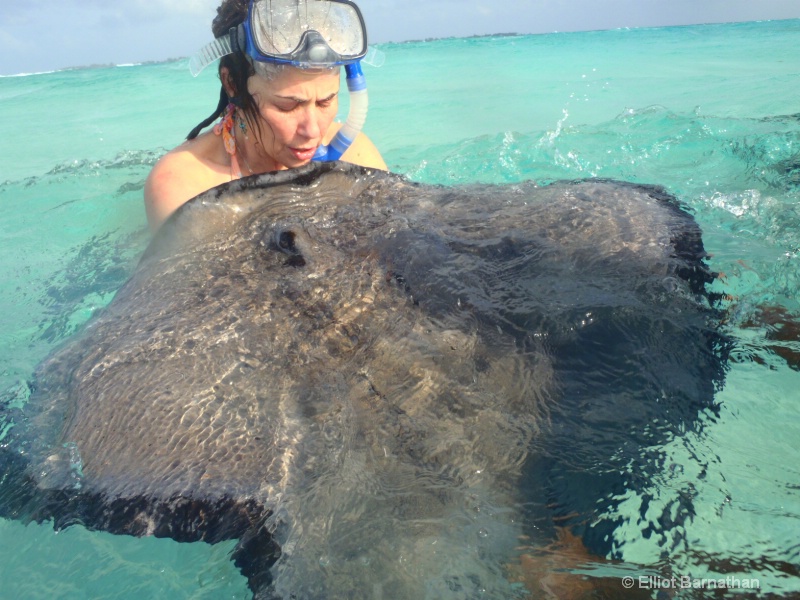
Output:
[
  {"xmin": 0, "ymin": 0, "xmax": 218, "ymax": 25},
  {"xmin": 126, "ymin": 0, "xmax": 220, "ymax": 19},
  {"xmin": 363, "ymin": 0, "xmax": 799, "ymax": 43},
  {"xmin": 0, "ymin": 28, "xmax": 29, "ymax": 55},
  {"xmin": 1, "ymin": 0, "xmax": 798, "ymax": 75},
  {"xmin": 0, "ymin": 0, "xmax": 217, "ymax": 74}
]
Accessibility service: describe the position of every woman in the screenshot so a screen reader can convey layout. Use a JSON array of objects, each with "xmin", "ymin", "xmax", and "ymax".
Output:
[{"xmin": 145, "ymin": 0, "xmax": 386, "ymax": 230}]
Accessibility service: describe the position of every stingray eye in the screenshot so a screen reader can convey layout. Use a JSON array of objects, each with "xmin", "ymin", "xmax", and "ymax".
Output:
[
  {"xmin": 272, "ymin": 226, "xmax": 307, "ymax": 267},
  {"xmin": 278, "ymin": 230, "xmax": 297, "ymax": 253}
]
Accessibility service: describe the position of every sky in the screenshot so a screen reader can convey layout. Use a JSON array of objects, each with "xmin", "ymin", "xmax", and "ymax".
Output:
[{"xmin": 1, "ymin": 0, "xmax": 799, "ymax": 75}]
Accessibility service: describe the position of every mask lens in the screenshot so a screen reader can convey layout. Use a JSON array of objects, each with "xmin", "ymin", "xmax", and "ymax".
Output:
[{"xmin": 251, "ymin": 0, "xmax": 366, "ymax": 60}]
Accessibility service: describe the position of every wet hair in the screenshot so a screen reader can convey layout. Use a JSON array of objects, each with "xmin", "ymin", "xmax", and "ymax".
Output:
[{"xmin": 186, "ymin": 0, "xmax": 268, "ymax": 140}]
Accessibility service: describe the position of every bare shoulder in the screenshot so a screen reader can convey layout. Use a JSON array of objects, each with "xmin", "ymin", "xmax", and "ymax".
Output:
[
  {"xmin": 331, "ymin": 124, "xmax": 388, "ymax": 171},
  {"xmin": 144, "ymin": 135, "xmax": 230, "ymax": 230}
]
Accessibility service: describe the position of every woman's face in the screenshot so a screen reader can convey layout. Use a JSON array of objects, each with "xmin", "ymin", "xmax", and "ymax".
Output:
[{"xmin": 247, "ymin": 67, "xmax": 340, "ymax": 169}]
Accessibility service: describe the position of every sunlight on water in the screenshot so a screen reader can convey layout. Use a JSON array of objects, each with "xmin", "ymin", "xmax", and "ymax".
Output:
[{"xmin": 1, "ymin": 18, "xmax": 799, "ymax": 599}]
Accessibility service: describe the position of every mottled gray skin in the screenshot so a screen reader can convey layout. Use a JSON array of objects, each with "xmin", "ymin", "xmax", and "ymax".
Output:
[{"xmin": 2, "ymin": 162, "xmax": 722, "ymax": 599}]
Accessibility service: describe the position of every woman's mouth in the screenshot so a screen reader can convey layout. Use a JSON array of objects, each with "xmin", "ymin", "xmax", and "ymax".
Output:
[{"xmin": 290, "ymin": 147, "xmax": 317, "ymax": 162}]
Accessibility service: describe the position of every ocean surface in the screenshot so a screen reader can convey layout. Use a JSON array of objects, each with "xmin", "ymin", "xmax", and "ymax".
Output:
[{"xmin": 1, "ymin": 18, "xmax": 799, "ymax": 598}]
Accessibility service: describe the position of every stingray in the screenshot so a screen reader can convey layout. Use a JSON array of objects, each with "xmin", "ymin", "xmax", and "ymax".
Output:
[{"xmin": 0, "ymin": 162, "xmax": 726, "ymax": 599}]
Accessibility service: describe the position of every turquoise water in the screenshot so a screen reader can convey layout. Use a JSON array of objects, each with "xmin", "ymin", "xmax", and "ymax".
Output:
[{"xmin": 1, "ymin": 18, "xmax": 799, "ymax": 598}]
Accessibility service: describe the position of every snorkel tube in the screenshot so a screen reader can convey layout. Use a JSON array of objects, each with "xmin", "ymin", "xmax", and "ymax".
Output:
[{"xmin": 313, "ymin": 61, "xmax": 368, "ymax": 162}]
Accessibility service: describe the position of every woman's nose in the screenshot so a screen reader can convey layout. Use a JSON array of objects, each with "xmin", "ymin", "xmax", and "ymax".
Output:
[{"xmin": 297, "ymin": 107, "xmax": 322, "ymax": 140}]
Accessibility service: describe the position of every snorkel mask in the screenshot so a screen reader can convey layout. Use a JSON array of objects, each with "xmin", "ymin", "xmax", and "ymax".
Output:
[{"xmin": 190, "ymin": 0, "xmax": 376, "ymax": 162}]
